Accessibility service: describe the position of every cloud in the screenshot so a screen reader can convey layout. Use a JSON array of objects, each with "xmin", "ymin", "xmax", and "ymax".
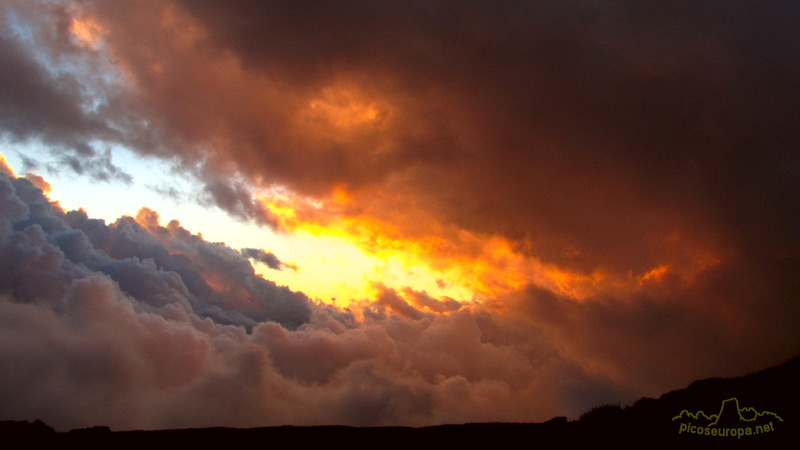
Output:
[
  {"xmin": 240, "ymin": 247, "xmax": 297, "ymax": 271},
  {"xmin": 505, "ymin": 266, "xmax": 800, "ymax": 394},
  {"xmin": 0, "ymin": 13, "xmax": 107, "ymax": 147},
  {"xmin": 17, "ymin": 0, "xmax": 790, "ymax": 284},
  {"xmin": 201, "ymin": 178, "xmax": 279, "ymax": 228},
  {"xmin": 0, "ymin": 168, "xmax": 654, "ymax": 430},
  {"xmin": 0, "ymin": 1, "xmax": 136, "ymax": 184},
  {"xmin": 375, "ymin": 284, "xmax": 428, "ymax": 321},
  {"xmin": 23, "ymin": 172, "xmax": 51, "ymax": 193},
  {"xmin": 403, "ymin": 287, "xmax": 462, "ymax": 314},
  {"xmin": 59, "ymin": 147, "xmax": 133, "ymax": 184},
  {"xmin": 2, "ymin": 168, "xmax": 312, "ymax": 330}
]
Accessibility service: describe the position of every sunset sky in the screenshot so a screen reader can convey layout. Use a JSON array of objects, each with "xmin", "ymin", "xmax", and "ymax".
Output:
[{"xmin": 1, "ymin": 0, "xmax": 799, "ymax": 431}]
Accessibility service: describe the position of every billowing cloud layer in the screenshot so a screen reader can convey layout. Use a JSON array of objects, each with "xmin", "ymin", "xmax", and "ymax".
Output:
[
  {"xmin": 1, "ymin": 0, "xmax": 799, "ymax": 431},
  {"xmin": 0, "ymin": 168, "xmax": 627, "ymax": 430},
  {"xmin": 1, "ymin": 163, "xmax": 797, "ymax": 432}
]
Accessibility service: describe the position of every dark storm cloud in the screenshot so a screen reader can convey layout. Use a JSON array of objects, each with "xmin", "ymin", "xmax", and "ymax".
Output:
[
  {"xmin": 58, "ymin": 0, "xmax": 796, "ymax": 277},
  {"xmin": 506, "ymin": 256, "xmax": 800, "ymax": 395},
  {"xmin": 5, "ymin": 1, "xmax": 799, "ymax": 265},
  {"xmin": 127, "ymin": 0, "xmax": 799, "ymax": 383},
  {"xmin": 0, "ymin": 25, "xmax": 106, "ymax": 147}
]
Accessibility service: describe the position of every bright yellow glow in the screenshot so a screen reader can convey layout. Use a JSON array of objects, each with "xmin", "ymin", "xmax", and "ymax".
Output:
[
  {"xmin": 261, "ymin": 228, "xmax": 470, "ymax": 306},
  {"xmin": 4, "ymin": 151, "xmax": 724, "ymax": 310},
  {"xmin": 252, "ymin": 187, "xmax": 621, "ymax": 307},
  {"xmin": 251, "ymin": 183, "xmax": 730, "ymax": 308}
]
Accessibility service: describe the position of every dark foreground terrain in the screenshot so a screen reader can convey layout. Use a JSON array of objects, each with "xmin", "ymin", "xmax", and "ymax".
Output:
[{"xmin": 4, "ymin": 356, "xmax": 797, "ymax": 447}]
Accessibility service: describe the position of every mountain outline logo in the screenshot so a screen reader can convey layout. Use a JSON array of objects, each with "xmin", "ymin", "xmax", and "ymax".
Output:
[{"xmin": 672, "ymin": 397, "xmax": 783, "ymax": 439}]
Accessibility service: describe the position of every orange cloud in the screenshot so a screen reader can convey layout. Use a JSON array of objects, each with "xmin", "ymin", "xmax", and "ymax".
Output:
[
  {"xmin": 0, "ymin": 154, "xmax": 15, "ymax": 176},
  {"xmin": 24, "ymin": 172, "xmax": 52, "ymax": 193},
  {"xmin": 302, "ymin": 85, "xmax": 388, "ymax": 130},
  {"xmin": 69, "ymin": 16, "xmax": 104, "ymax": 49}
]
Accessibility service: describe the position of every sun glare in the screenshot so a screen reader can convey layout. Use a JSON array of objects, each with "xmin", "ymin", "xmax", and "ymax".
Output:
[
  {"xmin": 251, "ymin": 186, "xmax": 624, "ymax": 307},
  {"xmin": 250, "ymin": 181, "xmax": 727, "ymax": 309}
]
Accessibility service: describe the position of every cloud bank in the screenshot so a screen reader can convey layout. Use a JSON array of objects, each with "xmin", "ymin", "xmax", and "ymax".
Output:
[
  {"xmin": 1, "ymin": 165, "xmax": 797, "ymax": 431},
  {"xmin": 0, "ymin": 168, "xmax": 624, "ymax": 430}
]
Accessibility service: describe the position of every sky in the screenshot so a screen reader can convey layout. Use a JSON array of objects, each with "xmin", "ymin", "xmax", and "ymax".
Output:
[{"xmin": 1, "ymin": 0, "xmax": 799, "ymax": 431}]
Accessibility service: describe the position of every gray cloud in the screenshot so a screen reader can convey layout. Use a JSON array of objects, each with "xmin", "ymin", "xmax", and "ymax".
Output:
[
  {"xmin": 0, "ymin": 24, "xmax": 107, "ymax": 147},
  {"xmin": 4, "ymin": 169, "xmax": 312, "ymax": 330},
  {"xmin": 241, "ymin": 247, "xmax": 296, "ymax": 271},
  {"xmin": 0, "ymin": 2, "xmax": 137, "ymax": 185},
  {"xmin": 201, "ymin": 178, "xmax": 279, "ymax": 228}
]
